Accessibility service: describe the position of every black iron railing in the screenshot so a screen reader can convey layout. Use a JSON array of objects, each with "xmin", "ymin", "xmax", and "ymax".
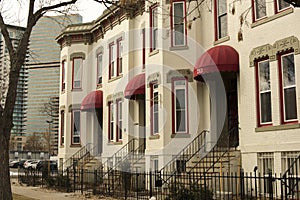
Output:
[
  {"xmin": 60, "ymin": 143, "xmax": 96, "ymax": 170},
  {"xmin": 281, "ymin": 154, "xmax": 300, "ymax": 199},
  {"xmin": 158, "ymin": 130, "xmax": 208, "ymax": 183}
]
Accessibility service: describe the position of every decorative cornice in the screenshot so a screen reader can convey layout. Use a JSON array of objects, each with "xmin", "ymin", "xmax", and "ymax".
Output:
[
  {"xmin": 147, "ymin": 72, "xmax": 161, "ymax": 87},
  {"xmin": 249, "ymin": 44, "xmax": 273, "ymax": 67},
  {"xmin": 249, "ymin": 36, "xmax": 300, "ymax": 67},
  {"xmin": 166, "ymin": 69, "xmax": 193, "ymax": 83},
  {"xmin": 70, "ymin": 52, "xmax": 86, "ymax": 60}
]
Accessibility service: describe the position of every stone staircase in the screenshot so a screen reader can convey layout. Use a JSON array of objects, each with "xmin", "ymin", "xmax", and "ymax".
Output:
[{"xmin": 157, "ymin": 128, "xmax": 241, "ymax": 193}]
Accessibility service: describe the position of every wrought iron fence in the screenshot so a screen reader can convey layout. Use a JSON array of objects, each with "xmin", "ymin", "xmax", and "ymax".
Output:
[{"xmin": 18, "ymin": 167, "xmax": 299, "ymax": 200}]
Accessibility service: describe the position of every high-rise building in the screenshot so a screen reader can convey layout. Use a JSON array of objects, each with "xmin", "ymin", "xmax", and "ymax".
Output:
[
  {"xmin": 26, "ymin": 14, "xmax": 82, "ymax": 155},
  {"xmin": 0, "ymin": 25, "xmax": 27, "ymax": 138}
]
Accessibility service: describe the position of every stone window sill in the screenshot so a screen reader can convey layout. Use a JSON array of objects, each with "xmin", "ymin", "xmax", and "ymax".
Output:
[{"xmin": 255, "ymin": 123, "xmax": 300, "ymax": 132}]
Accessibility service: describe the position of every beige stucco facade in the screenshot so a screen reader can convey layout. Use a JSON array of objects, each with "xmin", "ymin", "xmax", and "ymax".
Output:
[{"xmin": 57, "ymin": 0, "xmax": 300, "ymax": 173}]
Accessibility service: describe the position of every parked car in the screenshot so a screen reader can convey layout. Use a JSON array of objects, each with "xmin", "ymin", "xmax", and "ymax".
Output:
[
  {"xmin": 24, "ymin": 160, "xmax": 39, "ymax": 169},
  {"xmin": 18, "ymin": 159, "xmax": 27, "ymax": 168},
  {"xmin": 9, "ymin": 160, "xmax": 19, "ymax": 168},
  {"xmin": 37, "ymin": 160, "xmax": 58, "ymax": 171}
]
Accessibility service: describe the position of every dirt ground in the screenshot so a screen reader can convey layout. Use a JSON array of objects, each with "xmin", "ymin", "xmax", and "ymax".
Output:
[{"xmin": 11, "ymin": 178, "xmax": 119, "ymax": 200}]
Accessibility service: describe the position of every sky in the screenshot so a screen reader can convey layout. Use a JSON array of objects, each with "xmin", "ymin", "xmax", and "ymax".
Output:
[
  {"xmin": 0, "ymin": 0, "xmax": 106, "ymax": 26},
  {"xmin": 76, "ymin": 0, "xmax": 105, "ymax": 23}
]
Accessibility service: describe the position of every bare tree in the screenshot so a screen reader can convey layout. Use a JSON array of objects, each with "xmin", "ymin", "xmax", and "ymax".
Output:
[
  {"xmin": 0, "ymin": 1, "xmax": 123, "ymax": 199},
  {"xmin": 23, "ymin": 132, "xmax": 46, "ymax": 151}
]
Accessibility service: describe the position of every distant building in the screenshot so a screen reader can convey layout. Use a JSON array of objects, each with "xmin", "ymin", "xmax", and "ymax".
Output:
[
  {"xmin": 26, "ymin": 15, "xmax": 82, "ymax": 156},
  {"xmin": 0, "ymin": 25, "xmax": 27, "ymax": 137}
]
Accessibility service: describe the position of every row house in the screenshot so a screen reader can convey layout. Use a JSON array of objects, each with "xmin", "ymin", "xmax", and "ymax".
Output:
[{"xmin": 56, "ymin": 0, "xmax": 300, "ymax": 181}]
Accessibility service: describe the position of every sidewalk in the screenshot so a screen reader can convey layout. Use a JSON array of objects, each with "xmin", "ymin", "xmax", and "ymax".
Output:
[{"xmin": 10, "ymin": 179, "xmax": 117, "ymax": 200}]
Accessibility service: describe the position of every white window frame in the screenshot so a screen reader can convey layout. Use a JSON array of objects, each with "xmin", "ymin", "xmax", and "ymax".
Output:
[
  {"xmin": 173, "ymin": 79, "xmax": 188, "ymax": 133},
  {"xmin": 152, "ymin": 83, "xmax": 159, "ymax": 134},
  {"xmin": 117, "ymin": 100, "xmax": 123, "ymax": 141},
  {"xmin": 172, "ymin": 1, "xmax": 186, "ymax": 47},
  {"xmin": 72, "ymin": 58, "xmax": 83, "ymax": 89},
  {"xmin": 216, "ymin": 0, "xmax": 227, "ymax": 39},
  {"xmin": 254, "ymin": 0, "xmax": 267, "ymax": 21},
  {"xmin": 150, "ymin": 5, "xmax": 158, "ymax": 51},
  {"xmin": 258, "ymin": 59, "xmax": 272, "ymax": 125},
  {"xmin": 97, "ymin": 53, "xmax": 103, "ymax": 85},
  {"xmin": 280, "ymin": 52, "xmax": 297, "ymax": 122},
  {"xmin": 72, "ymin": 110, "xmax": 81, "ymax": 145}
]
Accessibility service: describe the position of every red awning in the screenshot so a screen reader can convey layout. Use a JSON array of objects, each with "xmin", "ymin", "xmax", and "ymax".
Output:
[
  {"xmin": 124, "ymin": 73, "xmax": 145, "ymax": 99},
  {"xmin": 194, "ymin": 45, "xmax": 239, "ymax": 80},
  {"xmin": 81, "ymin": 90, "xmax": 103, "ymax": 111}
]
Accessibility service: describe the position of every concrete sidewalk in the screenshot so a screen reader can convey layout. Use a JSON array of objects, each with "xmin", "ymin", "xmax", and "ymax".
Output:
[{"xmin": 12, "ymin": 184, "xmax": 84, "ymax": 200}]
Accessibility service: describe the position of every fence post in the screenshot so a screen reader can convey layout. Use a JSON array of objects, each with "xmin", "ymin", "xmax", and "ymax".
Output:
[
  {"xmin": 268, "ymin": 172, "xmax": 273, "ymax": 200},
  {"xmin": 66, "ymin": 168, "xmax": 70, "ymax": 192},
  {"xmin": 240, "ymin": 169, "xmax": 244, "ymax": 199},
  {"xmin": 81, "ymin": 168, "xmax": 84, "ymax": 194},
  {"xmin": 93, "ymin": 170, "xmax": 97, "ymax": 195},
  {"xmin": 149, "ymin": 171, "xmax": 153, "ymax": 198},
  {"xmin": 136, "ymin": 172, "xmax": 139, "ymax": 199}
]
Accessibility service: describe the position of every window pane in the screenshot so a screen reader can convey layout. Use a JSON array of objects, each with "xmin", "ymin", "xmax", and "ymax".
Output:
[
  {"xmin": 278, "ymin": 0, "xmax": 290, "ymax": 10},
  {"xmin": 219, "ymin": 14, "xmax": 227, "ymax": 38},
  {"xmin": 97, "ymin": 54, "xmax": 102, "ymax": 84},
  {"xmin": 74, "ymin": 59, "xmax": 82, "ymax": 81},
  {"xmin": 74, "ymin": 111, "xmax": 80, "ymax": 135},
  {"xmin": 218, "ymin": 0, "xmax": 227, "ymax": 15},
  {"xmin": 73, "ymin": 137, "xmax": 80, "ymax": 144},
  {"xmin": 282, "ymin": 54, "xmax": 295, "ymax": 87},
  {"xmin": 176, "ymin": 111, "xmax": 186, "ymax": 132},
  {"xmin": 255, "ymin": 0, "xmax": 266, "ymax": 19},
  {"xmin": 154, "ymin": 113, "xmax": 159, "ymax": 133},
  {"xmin": 260, "ymin": 92, "xmax": 272, "ymax": 123},
  {"xmin": 259, "ymin": 60, "xmax": 270, "ymax": 91},
  {"xmin": 176, "ymin": 89, "xmax": 186, "ymax": 109},
  {"xmin": 284, "ymin": 87, "xmax": 297, "ymax": 120}
]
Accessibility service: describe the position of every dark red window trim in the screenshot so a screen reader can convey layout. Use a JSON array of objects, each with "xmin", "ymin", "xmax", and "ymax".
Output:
[
  {"xmin": 97, "ymin": 53, "xmax": 103, "ymax": 86},
  {"xmin": 274, "ymin": 0, "xmax": 290, "ymax": 14},
  {"xmin": 213, "ymin": 0, "xmax": 227, "ymax": 41},
  {"xmin": 108, "ymin": 102, "xmax": 114, "ymax": 142},
  {"xmin": 109, "ymin": 42, "xmax": 114, "ymax": 80},
  {"xmin": 170, "ymin": 0, "xmax": 187, "ymax": 47},
  {"xmin": 116, "ymin": 99, "xmax": 122, "ymax": 141},
  {"xmin": 255, "ymin": 57, "xmax": 273, "ymax": 127},
  {"xmin": 61, "ymin": 60, "xmax": 66, "ymax": 92},
  {"xmin": 142, "ymin": 28, "xmax": 146, "ymax": 69},
  {"xmin": 72, "ymin": 57, "xmax": 83, "ymax": 90},
  {"xmin": 150, "ymin": 3, "xmax": 158, "ymax": 52},
  {"xmin": 251, "ymin": 0, "xmax": 267, "ymax": 23},
  {"xmin": 60, "ymin": 110, "xmax": 65, "ymax": 146},
  {"xmin": 116, "ymin": 38, "xmax": 122, "ymax": 76},
  {"xmin": 71, "ymin": 110, "xmax": 81, "ymax": 145},
  {"xmin": 277, "ymin": 49, "xmax": 298, "ymax": 125},
  {"xmin": 171, "ymin": 77, "xmax": 189, "ymax": 134},
  {"xmin": 150, "ymin": 81, "xmax": 158, "ymax": 135}
]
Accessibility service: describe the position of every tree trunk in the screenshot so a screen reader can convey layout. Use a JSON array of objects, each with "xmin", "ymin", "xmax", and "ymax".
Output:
[{"xmin": 0, "ymin": 131, "xmax": 12, "ymax": 200}]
